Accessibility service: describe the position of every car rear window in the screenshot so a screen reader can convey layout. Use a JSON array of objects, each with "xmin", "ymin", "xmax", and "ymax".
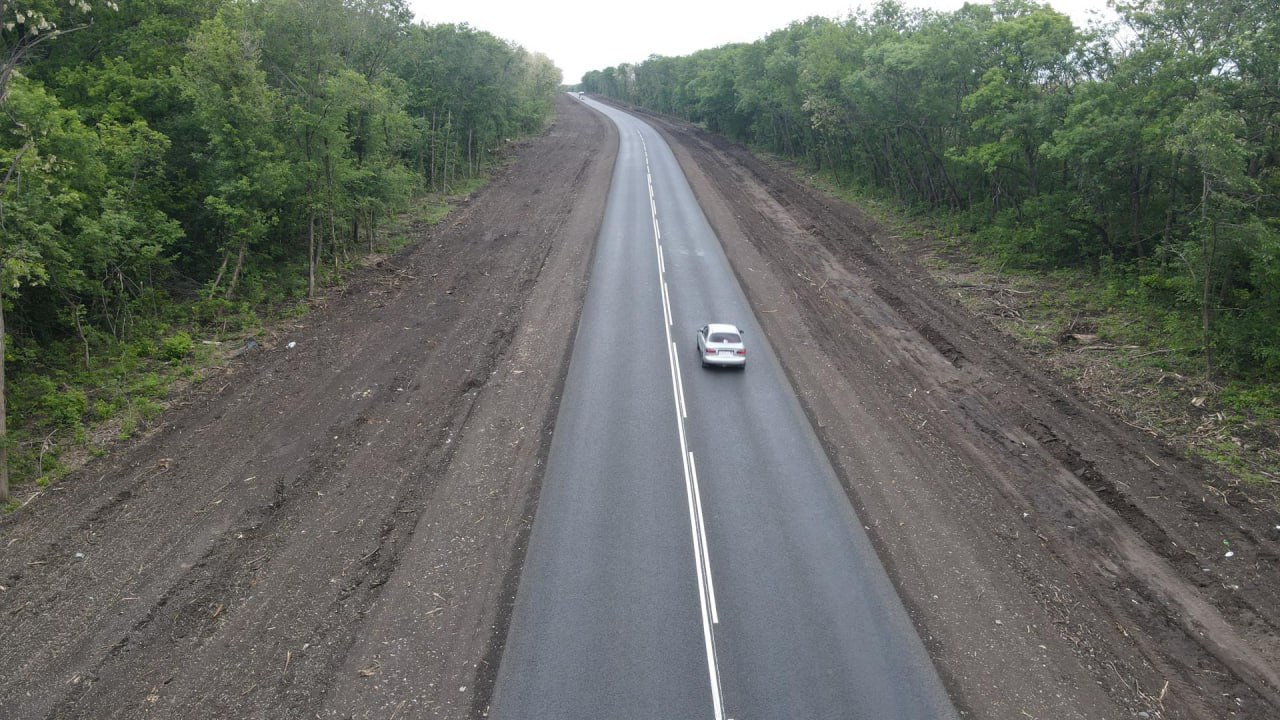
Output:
[{"xmin": 709, "ymin": 332, "xmax": 741, "ymax": 344}]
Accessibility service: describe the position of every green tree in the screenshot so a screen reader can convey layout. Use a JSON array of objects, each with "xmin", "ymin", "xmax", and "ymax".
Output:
[
  {"xmin": 1167, "ymin": 94, "xmax": 1261, "ymax": 375},
  {"xmin": 176, "ymin": 1, "xmax": 290, "ymax": 300},
  {"xmin": 581, "ymin": 0, "xmax": 1280, "ymax": 379},
  {"xmin": 2, "ymin": 0, "xmax": 118, "ymax": 502},
  {"xmin": 0, "ymin": 0, "xmax": 562, "ymax": 496},
  {"xmin": 958, "ymin": 1, "xmax": 1080, "ymax": 217}
]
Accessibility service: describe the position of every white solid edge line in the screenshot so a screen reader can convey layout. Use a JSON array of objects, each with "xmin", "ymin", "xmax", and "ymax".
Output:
[
  {"xmin": 669, "ymin": 344, "xmax": 722, "ymax": 718},
  {"xmin": 644, "ymin": 133, "xmax": 726, "ymax": 720},
  {"xmin": 681, "ymin": 441, "xmax": 724, "ymax": 720},
  {"xmin": 667, "ymin": 341, "xmax": 683, "ymax": 426},
  {"xmin": 688, "ymin": 452, "xmax": 719, "ymax": 625},
  {"xmin": 661, "ymin": 281, "xmax": 673, "ymax": 328},
  {"xmin": 672, "ymin": 341, "xmax": 688, "ymax": 419}
]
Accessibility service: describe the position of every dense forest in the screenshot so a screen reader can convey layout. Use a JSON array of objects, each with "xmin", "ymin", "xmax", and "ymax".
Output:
[
  {"xmin": 581, "ymin": 0, "xmax": 1279, "ymax": 382},
  {"xmin": 0, "ymin": 0, "xmax": 561, "ymax": 499}
]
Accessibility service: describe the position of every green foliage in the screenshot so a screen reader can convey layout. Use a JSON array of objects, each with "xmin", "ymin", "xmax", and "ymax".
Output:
[
  {"xmin": 1221, "ymin": 384, "xmax": 1280, "ymax": 421},
  {"xmin": 135, "ymin": 398, "xmax": 165, "ymax": 420},
  {"xmin": 1, "ymin": 0, "xmax": 562, "ymax": 490},
  {"xmin": 161, "ymin": 332, "xmax": 193, "ymax": 360},
  {"xmin": 92, "ymin": 398, "xmax": 121, "ymax": 422},
  {"xmin": 42, "ymin": 387, "xmax": 88, "ymax": 429},
  {"xmin": 582, "ymin": 0, "xmax": 1280, "ymax": 382}
]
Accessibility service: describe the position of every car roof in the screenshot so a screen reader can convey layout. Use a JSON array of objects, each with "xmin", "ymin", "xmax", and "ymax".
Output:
[{"xmin": 706, "ymin": 323, "xmax": 741, "ymax": 335}]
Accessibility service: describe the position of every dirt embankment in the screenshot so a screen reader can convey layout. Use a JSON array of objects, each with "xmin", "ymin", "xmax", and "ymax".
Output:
[
  {"xmin": 623, "ymin": 100, "xmax": 1280, "ymax": 719},
  {"xmin": 0, "ymin": 94, "xmax": 615, "ymax": 720}
]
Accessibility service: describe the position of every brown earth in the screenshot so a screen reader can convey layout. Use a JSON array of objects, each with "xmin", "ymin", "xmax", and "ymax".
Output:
[{"xmin": 1, "ymin": 92, "xmax": 1278, "ymax": 720}]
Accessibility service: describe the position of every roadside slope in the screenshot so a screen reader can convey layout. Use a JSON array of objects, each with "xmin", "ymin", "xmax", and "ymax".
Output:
[{"xmin": 0, "ymin": 94, "xmax": 614, "ymax": 720}]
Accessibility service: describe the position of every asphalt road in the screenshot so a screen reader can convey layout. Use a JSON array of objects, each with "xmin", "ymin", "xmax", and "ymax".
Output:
[{"xmin": 488, "ymin": 97, "xmax": 958, "ymax": 719}]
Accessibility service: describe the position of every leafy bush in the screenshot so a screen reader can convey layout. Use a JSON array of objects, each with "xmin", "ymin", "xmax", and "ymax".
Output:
[
  {"xmin": 161, "ymin": 331, "xmax": 193, "ymax": 360},
  {"xmin": 1220, "ymin": 384, "xmax": 1280, "ymax": 421},
  {"xmin": 135, "ymin": 399, "xmax": 165, "ymax": 421},
  {"xmin": 191, "ymin": 296, "xmax": 259, "ymax": 334},
  {"xmin": 91, "ymin": 398, "xmax": 121, "ymax": 422},
  {"xmin": 130, "ymin": 372, "xmax": 166, "ymax": 398},
  {"xmin": 42, "ymin": 387, "xmax": 87, "ymax": 429}
]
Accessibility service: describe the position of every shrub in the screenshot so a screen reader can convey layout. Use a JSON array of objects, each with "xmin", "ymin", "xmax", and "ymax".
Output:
[
  {"xmin": 135, "ymin": 398, "xmax": 165, "ymax": 421},
  {"xmin": 41, "ymin": 387, "xmax": 88, "ymax": 429},
  {"xmin": 130, "ymin": 372, "xmax": 166, "ymax": 398},
  {"xmin": 91, "ymin": 398, "xmax": 120, "ymax": 422},
  {"xmin": 161, "ymin": 331, "xmax": 193, "ymax": 360}
]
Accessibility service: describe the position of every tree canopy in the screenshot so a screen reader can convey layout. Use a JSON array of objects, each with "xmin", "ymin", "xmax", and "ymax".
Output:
[
  {"xmin": 581, "ymin": 0, "xmax": 1280, "ymax": 379},
  {"xmin": 0, "ymin": 0, "xmax": 561, "ymax": 495}
]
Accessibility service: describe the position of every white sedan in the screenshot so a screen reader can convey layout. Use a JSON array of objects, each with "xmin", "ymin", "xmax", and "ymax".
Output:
[{"xmin": 696, "ymin": 323, "xmax": 747, "ymax": 369}]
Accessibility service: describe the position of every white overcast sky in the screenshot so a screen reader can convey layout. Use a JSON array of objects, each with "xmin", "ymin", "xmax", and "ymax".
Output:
[{"xmin": 407, "ymin": 0, "xmax": 1116, "ymax": 85}]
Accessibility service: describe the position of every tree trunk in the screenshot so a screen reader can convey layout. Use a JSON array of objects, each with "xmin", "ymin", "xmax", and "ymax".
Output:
[
  {"xmin": 1130, "ymin": 154, "xmax": 1145, "ymax": 258},
  {"xmin": 308, "ymin": 210, "xmax": 317, "ymax": 299},
  {"xmin": 1200, "ymin": 171, "xmax": 1215, "ymax": 377},
  {"xmin": 209, "ymin": 249, "xmax": 231, "ymax": 295},
  {"xmin": 330, "ymin": 206, "xmax": 340, "ymax": 271},
  {"xmin": 225, "ymin": 238, "xmax": 247, "ymax": 300},
  {"xmin": 1, "ymin": 295, "xmax": 8, "ymax": 504},
  {"xmin": 430, "ymin": 110, "xmax": 438, "ymax": 191},
  {"xmin": 417, "ymin": 110, "xmax": 427, "ymax": 179},
  {"xmin": 71, "ymin": 301, "xmax": 90, "ymax": 369},
  {"xmin": 443, "ymin": 109, "xmax": 452, "ymax": 192}
]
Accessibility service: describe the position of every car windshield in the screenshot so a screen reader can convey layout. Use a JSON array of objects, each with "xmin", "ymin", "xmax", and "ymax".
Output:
[{"xmin": 709, "ymin": 332, "xmax": 741, "ymax": 344}]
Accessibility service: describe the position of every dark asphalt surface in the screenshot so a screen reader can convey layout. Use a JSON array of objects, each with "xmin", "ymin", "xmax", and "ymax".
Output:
[{"xmin": 488, "ymin": 97, "xmax": 958, "ymax": 719}]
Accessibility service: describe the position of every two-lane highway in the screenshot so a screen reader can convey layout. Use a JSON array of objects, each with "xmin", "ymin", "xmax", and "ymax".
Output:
[{"xmin": 489, "ymin": 97, "xmax": 958, "ymax": 719}]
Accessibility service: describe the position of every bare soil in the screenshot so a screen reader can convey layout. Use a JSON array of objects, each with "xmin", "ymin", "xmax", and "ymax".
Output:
[{"xmin": 2, "ymin": 92, "xmax": 1277, "ymax": 720}]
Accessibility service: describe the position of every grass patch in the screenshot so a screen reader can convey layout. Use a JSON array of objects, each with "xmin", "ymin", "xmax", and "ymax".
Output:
[
  {"xmin": 373, "ymin": 178, "xmax": 489, "ymax": 257},
  {"xmin": 4, "ymin": 331, "xmax": 222, "ymax": 493}
]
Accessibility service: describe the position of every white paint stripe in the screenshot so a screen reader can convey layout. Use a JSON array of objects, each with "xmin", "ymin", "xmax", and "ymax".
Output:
[
  {"xmin": 667, "ymin": 341, "xmax": 686, "ymax": 433},
  {"xmin": 682, "ymin": 449, "xmax": 725, "ymax": 720},
  {"xmin": 658, "ymin": 244, "xmax": 665, "ymax": 274},
  {"xmin": 672, "ymin": 342, "xmax": 687, "ymax": 419},
  {"xmin": 688, "ymin": 452, "xmax": 719, "ymax": 625},
  {"xmin": 661, "ymin": 281, "xmax": 672, "ymax": 328},
  {"xmin": 641, "ymin": 133, "xmax": 726, "ymax": 720}
]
